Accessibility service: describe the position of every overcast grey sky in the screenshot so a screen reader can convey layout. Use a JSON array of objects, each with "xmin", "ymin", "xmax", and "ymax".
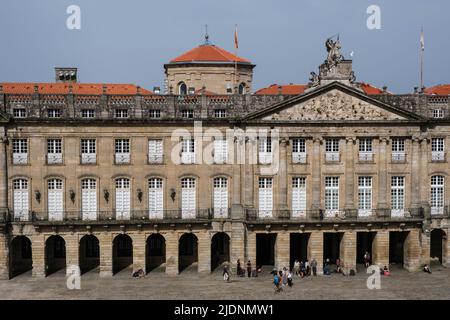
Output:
[{"xmin": 0, "ymin": 0, "xmax": 449, "ymax": 93}]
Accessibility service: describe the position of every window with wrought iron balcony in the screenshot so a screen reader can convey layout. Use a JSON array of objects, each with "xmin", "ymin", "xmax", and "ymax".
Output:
[
  {"xmin": 431, "ymin": 138, "xmax": 445, "ymax": 162},
  {"xmin": 358, "ymin": 138, "xmax": 373, "ymax": 162},
  {"xmin": 12, "ymin": 139, "xmax": 28, "ymax": 165},
  {"xmin": 292, "ymin": 138, "xmax": 307, "ymax": 164},
  {"xmin": 180, "ymin": 138, "xmax": 195, "ymax": 164},
  {"xmin": 148, "ymin": 139, "xmax": 164, "ymax": 164},
  {"xmin": 258, "ymin": 137, "xmax": 272, "ymax": 164},
  {"xmin": 391, "ymin": 138, "xmax": 406, "ymax": 162},
  {"xmin": 115, "ymin": 139, "xmax": 131, "ymax": 164},
  {"xmin": 325, "ymin": 138, "xmax": 340, "ymax": 162},
  {"xmin": 47, "ymin": 139, "xmax": 63, "ymax": 165},
  {"xmin": 80, "ymin": 139, "xmax": 96, "ymax": 164},
  {"xmin": 213, "ymin": 138, "xmax": 228, "ymax": 164}
]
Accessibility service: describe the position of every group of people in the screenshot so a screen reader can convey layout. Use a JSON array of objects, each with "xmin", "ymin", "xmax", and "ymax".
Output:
[
  {"xmin": 292, "ymin": 259, "xmax": 318, "ymax": 277},
  {"xmin": 273, "ymin": 268, "xmax": 293, "ymax": 293}
]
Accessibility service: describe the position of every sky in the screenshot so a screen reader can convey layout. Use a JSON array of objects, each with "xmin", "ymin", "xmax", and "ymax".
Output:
[{"xmin": 0, "ymin": 0, "xmax": 449, "ymax": 93}]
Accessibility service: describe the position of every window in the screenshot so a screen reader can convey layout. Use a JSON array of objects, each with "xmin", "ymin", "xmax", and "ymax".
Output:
[
  {"xmin": 292, "ymin": 177, "xmax": 306, "ymax": 217},
  {"xmin": 181, "ymin": 138, "xmax": 195, "ymax": 164},
  {"xmin": 238, "ymin": 83, "xmax": 246, "ymax": 95},
  {"xmin": 181, "ymin": 109, "xmax": 194, "ymax": 118},
  {"xmin": 178, "ymin": 82, "xmax": 187, "ymax": 95},
  {"xmin": 214, "ymin": 139, "xmax": 228, "ymax": 164},
  {"xmin": 13, "ymin": 179, "xmax": 29, "ymax": 221},
  {"xmin": 358, "ymin": 177, "xmax": 372, "ymax": 216},
  {"xmin": 391, "ymin": 138, "xmax": 405, "ymax": 162},
  {"xmin": 149, "ymin": 109, "xmax": 161, "ymax": 118},
  {"xmin": 81, "ymin": 139, "xmax": 96, "ymax": 164},
  {"xmin": 181, "ymin": 178, "xmax": 196, "ymax": 218},
  {"xmin": 12, "ymin": 139, "xmax": 28, "ymax": 165},
  {"xmin": 431, "ymin": 138, "xmax": 445, "ymax": 161},
  {"xmin": 115, "ymin": 139, "xmax": 131, "ymax": 164},
  {"xmin": 391, "ymin": 176, "xmax": 405, "ymax": 216},
  {"xmin": 359, "ymin": 139, "xmax": 373, "ymax": 161},
  {"xmin": 292, "ymin": 139, "xmax": 306, "ymax": 163},
  {"xmin": 432, "ymin": 109, "xmax": 444, "ymax": 119},
  {"xmin": 214, "ymin": 109, "xmax": 227, "ymax": 118},
  {"xmin": 81, "ymin": 179, "xmax": 97, "ymax": 220},
  {"xmin": 115, "ymin": 178, "xmax": 131, "ymax": 220},
  {"xmin": 47, "ymin": 139, "xmax": 63, "ymax": 164},
  {"xmin": 259, "ymin": 137, "xmax": 272, "ymax": 164},
  {"xmin": 13, "ymin": 108, "xmax": 26, "ymax": 118},
  {"xmin": 258, "ymin": 177, "xmax": 273, "ymax": 218},
  {"xmin": 431, "ymin": 176, "xmax": 444, "ymax": 215},
  {"xmin": 325, "ymin": 139, "xmax": 340, "ymax": 162},
  {"xmin": 148, "ymin": 139, "xmax": 163, "ymax": 163},
  {"xmin": 48, "ymin": 179, "xmax": 63, "ymax": 221},
  {"xmin": 81, "ymin": 109, "xmax": 95, "ymax": 118},
  {"xmin": 325, "ymin": 177, "xmax": 339, "ymax": 215},
  {"xmin": 115, "ymin": 109, "xmax": 128, "ymax": 118},
  {"xmin": 213, "ymin": 177, "xmax": 228, "ymax": 218},
  {"xmin": 148, "ymin": 178, "xmax": 163, "ymax": 219},
  {"xmin": 47, "ymin": 109, "xmax": 61, "ymax": 118}
]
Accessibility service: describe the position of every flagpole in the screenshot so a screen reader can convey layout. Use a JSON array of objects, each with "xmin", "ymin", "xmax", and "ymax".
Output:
[
  {"xmin": 420, "ymin": 27, "xmax": 424, "ymax": 91},
  {"xmin": 234, "ymin": 24, "xmax": 238, "ymax": 94}
]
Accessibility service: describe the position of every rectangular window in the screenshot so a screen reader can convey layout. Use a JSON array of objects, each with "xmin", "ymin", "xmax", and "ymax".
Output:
[
  {"xmin": 13, "ymin": 109, "xmax": 26, "ymax": 118},
  {"xmin": 13, "ymin": 179, "xmax": 29, "ymax": 221},
  {"xmin": 12, "ymin": 139, "xmax": 28, "ymax": 165},
  {"xmin": 115, "ymin": 139, "xmax": 130, "ymax": 164},
  {"xmin": 432, "ymin": 109, "xmax": 444, "ymax": 119},
  {"xmin": 325, "ymin": 177, "xmax": 339, "ymax": 215},
  {"xmin": 213, "ymin": 177, "xmax": 228, "ymax": 218},
  {"xmin": 359, "ymin": 138, "xmax": 373, "ymax": 161},
  {"xmin": 181, "ymin": 109, "xmax": 194, "ymax": 118},
  {"xmin": 214, "ymin": 109, "xmax": 227, "ymax": 118},
  {"xmin": 81, "ymin": 179, "xmax": 97, "ymax": 221},
  {"xmin": 259, "ymin": 137, "xmax": 272, "ymax": 164},
  {"xmin": 47, "ymin": 139, "xmax": 63, "ymax": 164},
  {"xmin": 115, "ymin": 109, "xmax": 128, "ymax": 118},
  {"xmin": 81, "ymin": 139, "xmax": 96, "ymax": 164},
  {"xmin": 258, "ymin": 177, "xmax": 273, "ymax": 218},
  {"xmin": 148, "ymin": 178, "xmax": 164, "ymax": 219},
  {"xmin": 181, "ymin": 178, "xmax": 196, "ymax": 218},
  {"xmin": 391, "ymin": 176, "xmax": 405, "ymax": 217},
  {"xmin": 149, "ymin": 109, "xmax": 161, "ymax": 118},
  {"xmin": 181, "ymin": 139, "xmax": 195, "ymax": 164},
  {"xmin": 292, "ymin": 139, "xmax": 306, "ymax": 164},
  {"xmin": 214, "ymin": 139, "xmax": 228, "ymax": 164},
  {"xmin": 148, "ymin": 139, "xmax": 164, "ymax": 164},
  {"xmin": 358, "ymin": 177, "xmax": 372, "ymax": 216},
  {"xmin": 431, "ymin": 138, "xmax": 445, "ymax": 161},
  {"xmin": 431, "ymin": 176, "xmax": 445, "ymax": 215},
  {"xmin": 81, "ymin": 109, "xmax": 95, "ymax": 118},
  {"xmin": 325, "ymin": 138, "xmax": 340, "ymax": 162},
  {"xmin": 47, "ymin": 109, "xmax": 61, "ymax": 118},
  {"xmin": 292, "ymin": 177, "xmax": 306, "ymax": 217},
  {"xmin": 391, "ymin": 138, "xmax": 405, "ymax": 162}
]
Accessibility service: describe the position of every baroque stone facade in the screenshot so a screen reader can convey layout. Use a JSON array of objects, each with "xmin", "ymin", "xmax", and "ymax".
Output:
[{"xmin": 0, "ymin": 39, "xmax": 449, "ymax": 281}]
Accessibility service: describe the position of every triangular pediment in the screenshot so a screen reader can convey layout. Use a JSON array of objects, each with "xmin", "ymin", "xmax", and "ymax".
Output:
[{"xmin": 245, "ymin": 82, "xmax": 423, "ymax": 122}]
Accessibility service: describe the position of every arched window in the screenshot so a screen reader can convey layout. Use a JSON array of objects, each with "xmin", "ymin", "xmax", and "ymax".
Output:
[
  {"xmin": 178, "ymin": 82, "xmax": 187, "ymax": 95},
  {"xmin": 181, "ymin": 178, "xmax": 196, "ymax": 218},
  {"xmin": 238, "ymin": 83, "xmax": 246, "ymax": 94},
  {"xmin": 115, "ymin": 178, "xmax": 131, "ymax": 220},
  {"xmin": 81, "ymin": 179, "xmax": 97, "ymax": 220},
  {"xmin": 148, "ymin": 178, "xmax": 164, "ymax": 219},
  {"xmin": 213, "ymin": 177, "xmax": 228, "ymax": 217},
  {"xmin": 13, "ymin": 179, "xmax": 29, "ymax": 221},
  {"xmin": 48, "ymin": 179, "xmax": 63, "ymax": 221},
  {"xmin": 431, "ymin": 175, "xmax": 445, "ymax": 215}
]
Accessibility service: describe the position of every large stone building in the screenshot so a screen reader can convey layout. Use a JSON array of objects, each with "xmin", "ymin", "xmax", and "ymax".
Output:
[{"xmin": 0, "ymin": 37, "xmax": 449, "ymax": 280}]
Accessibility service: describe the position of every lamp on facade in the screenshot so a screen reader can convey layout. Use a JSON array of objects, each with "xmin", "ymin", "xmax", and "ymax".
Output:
[
  {"xmin": 103, "ymin": 189, "xmax": 109, "ymax": 203},
  {"xmin": 170, "ymin": 188, "xmax": 176, "ymax": 202},
  {"xmin": 69, "ymin": 189, "xmax": 76, "ymax": 204},
  {"xmin": 137, "ymin": 188, "xmax": 143, "ymax": 203},
  {"xmin": 34, "ymin": 190, "xmax": 41, "ymax": 203}
]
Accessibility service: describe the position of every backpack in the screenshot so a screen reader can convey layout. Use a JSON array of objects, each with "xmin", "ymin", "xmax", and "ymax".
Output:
[{"xmin": 274, "ymin": 276, "xmax": 279, "ymax": 285}]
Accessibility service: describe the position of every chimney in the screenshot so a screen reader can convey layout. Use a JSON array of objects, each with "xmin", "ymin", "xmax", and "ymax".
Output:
[
  {"xmin": 55, "ymin": 67, "xmax": 77, "ymax": 83},
  {"xmin": 382, "ymin": 86, "xmax": 388, "ymax": 93},
  {"xmin": 0, "ymin": 85, "xmax": 3, "ymax": 94},
  {"xmin": 277, "ymin": 85, "xmax": 282, "ymax": 95},
  {"xmin": 102, "ymin": 85, "xmax": 107, "ymax": 94},
  {"xmin": 136, "ymin": 86, "xmax": 141, "ymax": 95},
  {"xmin": 34, "ymin": 84, "xmax": 39, "ymax": 93}
]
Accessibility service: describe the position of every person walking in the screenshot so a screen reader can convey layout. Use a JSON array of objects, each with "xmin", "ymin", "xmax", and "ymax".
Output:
[
  {"xmin": 237, "ymin": 259, "xmax": 242, "ymax": 277},
  {"xmin": 293, "ymin": 259, "xmax": 300, "ymax": 276},
  {"xmin": 311, "ymin": 258, "xmax": 317, "ymax": 276},
  {"xmin": 287, "ymin": 270, "xmax": 293, "ymax": 287},
  {"xmin": 282, "ymin": 267, "xmax": 288, "ymax": 286},
  {"xmin": 246, "ymin": 260, "xmax": 252, "ymax": 278},
  {"xmin": 364, "ymin": 251, "xmax": 371, "ymax": 268},
  {"xmin": 305, "ymin": 259, "xmax": 311, "ymax": 276},
  {"xmin": 223, "ymin": 264, "xmax": 230, "ymax": 282}
]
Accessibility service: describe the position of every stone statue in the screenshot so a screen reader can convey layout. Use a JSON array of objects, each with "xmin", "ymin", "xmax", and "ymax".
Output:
[
  {"xmin": 325, "ymin": 37, "xmax": 344, "ymax": 69},
  {"xmin": 349, "ymin": 71, "xmax": 356, "ymax": 84},
  {"xmin": 309, "ymin": 72, "xmax": 320, "ymax": 86}
]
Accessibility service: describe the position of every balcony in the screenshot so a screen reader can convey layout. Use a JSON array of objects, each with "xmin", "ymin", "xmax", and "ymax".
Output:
[
  {"xmin": 258, "ymin": 152, "xmax": 272, "ymax": 165},
  {"xmin": 115, "ymin": 153, "xmax": 130, "ymax": 164},
  {"xmin": 148, "ymin": 154, "xmax": 164, "ymax": 164},
  {"xmin": 325, "ymin": 152, "xmax": 340, "ymax": 163},
  {"xmin": 358, "ymin": 152, "xmax": 373, "ymax": 162},
  {"xmin": 392, "ymin": 152, "xmax": 406, "ymax": 163},
  {"xmin": 47, "ymin": 153, "xmax": 63, "ymax": 165},
  {"xmin": 292, "ymin": 152, "xmax": 307, "ymax": 164},
  {"xmin": 81, "ymin": 153, "xmax": 96, "ymax": 164},
  {"xmin": 431, "ymin": 151, "xmax": 445, "ymax": 162},
  {"xmin": 181, "ymin": 152, "xmax": 195, "ymax": 164},
  {"xmin": 13, "ymin": 153, "xmax": 28, "ymax": 165}
]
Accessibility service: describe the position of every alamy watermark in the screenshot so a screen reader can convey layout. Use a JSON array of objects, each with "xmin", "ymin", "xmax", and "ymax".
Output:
[
  {"xmin": 66, "ymin": 265, "xmax": 81, "ymax": 290},
  {"xmin": 366, "ymin": 265, "xmax": 381, "ymax": 290},
  {"xmin": 66, "ymin": 5, "xmax": 81, "ymax": 30},
  {"xmin": 366, "ymin": 5, "xmax": 381, "ymax": 30}
]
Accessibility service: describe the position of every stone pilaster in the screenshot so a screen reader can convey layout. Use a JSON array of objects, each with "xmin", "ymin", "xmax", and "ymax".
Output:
[
  {"xmin": 197, "ymin": 232, "xmax": 211, "ymax": 273},
  {"xmin": 98, "ymin": 232, "xmax": 113, "ymax": 277},
  {"xmin": 230, "ymin": 222, "xmax": 245, "ymax": 273},
  {"xmin": 445, "ymin": 228, "xmax": 450, "ymax": 267},
  {"xmin": 0, "ymin": 133, "xmax": 8, "ymax": 215},
  {"xmin": 344, "ymin": 137, "xmax": 355, "ymax": 209},
  {"xmin": 130, "ymin": 233, "xmax": 145, "ymax": 272},
  {"xmin": 275, "ymin": 231, "xmax": 289, "ymax": 269},
  {"xmin": 0, "ymin": 233, "xmax": 9, "ymax": 279},
  {"xmin": 164, "ymin": 232, "xmax": 178, "ymax": 275},
  {"xmin": 372, "ymin": 230, "xmax": 389, "ymax": 268},
  {"xmin": 278, "ymin": 138, "xmax": 288, "ymax": 209},
  {"xmin": 410, "ymin": 136, "xmax": 421, "ymax": 207},
  {"xmin": 246, "ymin": 230, "xmax": 256, "ymax": 264},
  {"xmin": 65, "ymin": 233, "xmax": 79, "ymax": 275},
  {"xmin": 244, "ymin": 136, "xmax": 256, "ymax": 207},
  {"xmin": 420, "ymin": 231, "xmax": 430, "ymax": 267},
  {"xmin": 31, "ymin": 234, "xmax": 46, "ymax": 277},
  {"xmin": 340, "ymin": 231, "xmax": 357, "ymax": 272},
  {"xmin": 377, "ymin": 137, "xmax": 388, "ymax": 209},
  {"xmin": 419, "ymin": 138, "xmax": 429, "ymax": 206},
  {"xmin": 404, "ymin": 229, "xmax": 421, "ymax": 271},
  {"xmin": 308, "ymin": 231, "xmax": 323, "ymax": 274},
  {"xmin": 311, "ymin": 137, "xmax": 322, "ymax": 209}
]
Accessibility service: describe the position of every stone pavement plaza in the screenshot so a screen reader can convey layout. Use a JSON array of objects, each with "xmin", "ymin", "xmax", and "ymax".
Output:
[{"xmin": 0, "ymin": 265, "xmax": 449, "ymax": 300}]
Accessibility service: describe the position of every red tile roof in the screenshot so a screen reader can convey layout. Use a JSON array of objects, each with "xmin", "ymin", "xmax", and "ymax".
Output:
[
  {"xmin": 358, "ymin": 82, "xmax": 385, "ymax": 95},
  {"xmin": 255, "ymin": 84, "xmax": 308, "ymax": 95},
  {"xmin": 0, "ymin": 83, "xmax": 152, "ymax": 95},
  {"xmin": 424, "ymin": 84, "xmax": 450, "ymax": 95},
  {"xmin": 170, "ymin": 44, "xmax": 250, "ymax": 64}
]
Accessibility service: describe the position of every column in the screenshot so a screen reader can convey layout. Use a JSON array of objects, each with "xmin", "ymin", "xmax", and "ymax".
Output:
[
  {"xmin": 244, "ymin": 136, "xmax": 256, "ymax": 207},
  {"xmin": 344, "ymin": 138, "xmax": 355, "ymax": 210},
  {"xmin": 372, "ymin": 230, "xmax": 389, "ymax": 268},
  {"xmin": 311, "ymin": 137, "xmax": 322, "ymax": 209},
  {"xmin": 419, "ymin": 138, "xmax": 429, "ymax": 208},
  {"xmin": 99, "ymin": 232, "xmax": 113, "ymax": 277},
  {"xmin": 0, "ymin": 233, "xmax": 9, "ymax": 279},
  {"xmin": 0, "ymin": 133, "xmax": 8, "ymax": 215},
  {"xmin": 246, "ymin": 230, "xmax": 256, "ymax": 265},
  {"xmin": 308, "ymin": 231, "xmax": 323, "ymax": 274},
  {"xmin": 164, "ymin": 232, "xmax": 178, "ymax": 275},
  {"xmin": 340, "ymin": 231, "xmax": 356, "ymax": 272},
  {"xmin": 197, "ymin": 232, "xmax": 211, "ymax": 273},
  {"xmin": 230, "ymin": 222, "xmax": 245, "ymax": 273},
  {"xmin": 445, "ymin": 228, "xmax": 450, "ymax": 267},
  {"xmin": 130, "ymin": 233, "xmax": 146, "ymax": 272},
  {"xmin": 420, "ymin": 231, "xmax": 430, "ymax": 267},
  {"xmin": 377, "ymin": 137, "xmax": 388, "ymax": 209},
  {"xmin": 404, "ymin": 229, "xmax": 421, "ymax": 272},
  {"xmin": 278, "ymin": 138, "xmax": 288, "ymax": 210},
  {"xmin": 275, "ymin": 231, "xmax": 289, "ymax": 269},
  {"xmin": 31, "ymin": 234, "xmax": 46, "ymax": 277},
  {"xmin": 65, "ymin": 233, "xmax": 79, "ymax": 275},
  {"xmin": 410, "ymin": 136, "xmax": 421, "ymax": 208}
]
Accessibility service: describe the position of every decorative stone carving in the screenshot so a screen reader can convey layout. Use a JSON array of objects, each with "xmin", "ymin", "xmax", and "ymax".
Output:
[{"xmin": 262, "ymin": 89, "xmax": 406, "ymax": 121}]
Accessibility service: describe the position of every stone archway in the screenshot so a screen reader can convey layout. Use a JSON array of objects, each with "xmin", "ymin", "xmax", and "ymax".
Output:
[
  {"xmin": 179, "ymin": 233, "xmax": 198, "ymax": 273},
  {"xmin": 430, "ymin": 229, "xmax": 447, "ymax": 266},
  {"xmin": 10, "ymin": 236, "xmax": 32, "ymax": 278},
  {"xmin": 211, "ymin": 232, "xmax": 230, "ymax": 272},
  {"xmin": 79, "ymin": 235, "xmax": 100, "ymax": 274},
  {"xmin": 45, "ymin": 235, "xmax": 66, "ymax": 276},
  {"xmin": 146, "ymin": 234, "xmax": 166, "ymax": 273},
  {"xmin": 112, "ymin": 234, "xmax": 133, "ymax": 275}
]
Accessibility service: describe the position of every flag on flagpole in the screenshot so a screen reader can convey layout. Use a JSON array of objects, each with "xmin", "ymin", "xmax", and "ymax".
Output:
[
  {"xmin": 234, "ymin": 25, "xmax": 239, "ymax": 49},
  {"xmin": 420, "ymin": 28, "xmax": 425, "ymax": 51}
]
